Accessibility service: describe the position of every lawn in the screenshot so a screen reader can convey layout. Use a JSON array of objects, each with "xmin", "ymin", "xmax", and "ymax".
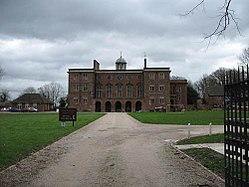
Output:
[
  {"xmin": 129, "ymin": 110, "xmax": 224, "ymax": 125},
  {"xmin": 0, "ymin": 112, "xmax": 104, "ymax": 171},
  {"xmin": 177, "ymin": 133, "xmax": 224, "ymax": 145},
  {"xmin": 182, "ymin": 148, "xmax": 225, "ymax": 179}
]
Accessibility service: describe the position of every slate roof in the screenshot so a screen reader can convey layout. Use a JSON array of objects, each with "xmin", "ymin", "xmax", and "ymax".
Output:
[
  {"xmin": 207, "ymin": 86, "xmax": 224, "ymax": 97},
  {"xmin": 12, "ymin": 93, "xmax": 53, "ymax": 104}
]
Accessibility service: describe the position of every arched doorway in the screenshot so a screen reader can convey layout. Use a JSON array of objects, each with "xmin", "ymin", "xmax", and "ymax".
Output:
[
  {"xmin": 135, "ymin": 101, "xmax": 142, "ymax": 111},
  {"xmin": 115, "ymin": 101, "xmax": 122, "ymax": 112},
  {"xmin": 105, "ymin": 101, "xmax": 112, "ymax": 112},
  {"xmin": 95, "ymin": 101, "xmax": 101, "ymax": 112},
  {"xmin": 125, "ymin": 101, "xmax": 132, "ymax": 112},
  {"xmin": 170, "ymin": 99, "xmax": 175, "ymax": 112}
]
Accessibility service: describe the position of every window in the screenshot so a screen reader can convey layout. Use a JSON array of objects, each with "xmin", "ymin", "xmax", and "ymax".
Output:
[
  {"xmin": 149, "ymin": 97, "xmax": 155, "ymax": 105},
  {"xmin": 177, "ymin": 94, "xmax": 181, "ymax": 102},
  {"xmin": 149, "ymin": 73, "xmax": 155, "ymax": 80},
  {"xmin": 107, "ymin": 75, "xmax": 112, "ymax": 80},
  {"xmin": 83, "ymin": 97, "xmax": 88, "ymax": 104},
  {"xmin": 73, "ymin": 74, "xmax": 79, "ymax": 81},
  {"xmin": 96, "ymin": 84, "xmax": 101, "ymax": 98},
  {"xmin": 72, "ymin": 84, "xmax": 79, "ymax": 92},
  {"xmin": 73, "ymin": 97, "xmax": 78, "ymax": 104},
  {"xmin": 159, "ymin": 85, "xmax": 164, "ymax": 91},
  {"xmin": 149, "ymin": 85, "xmax": 155, "ymax": 91},
  {"xmin": 159, "ymin": 72, "xmax": 165, "ymax": 80},
  {"xmin": 17, "ymin": 104, "xmax": 22, "ymax": 110},
  {"xmin": 106, "ymin": 84, "xmax": 112, "ymax": 98},
  {"xmin": 178, "ymin": 87, "xmax": 181, "ymax": 92},
  {"xmin": 127, "ymin": 75, "xmax": 132, "ymax": 80},
  {"xmin": 126, "ymin": 84, "xmax": 133, "ymax": 98},
  {"xmin": 136, "ymin": 84, "xmax": 143, "ymax": 98},
  {"xmin": 83, "ymin": 74, "xmax": 88, "ymax": 81},
  {"xmin": 159, "ymin": 97, "xmax": 164, "ymax": 104},
  {"xmin": 96, "ymin": 74, "xmax": 101, "ymax": 80},
  {"xmin": 33, "ymin": 103, "xmax": 37, "ymax": 108},
  {"xmin": 117, "ymin": 84, "xmax": 123, "ymax": 98},
  {"xmin": 82, "ymin": 84, "xmax": 88, "ymax": 92}
]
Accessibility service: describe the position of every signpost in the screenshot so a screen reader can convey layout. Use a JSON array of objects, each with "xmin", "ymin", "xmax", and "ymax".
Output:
[{"xmin": 59, "ymin": 108, "xmax": 77, "ymax": 127}]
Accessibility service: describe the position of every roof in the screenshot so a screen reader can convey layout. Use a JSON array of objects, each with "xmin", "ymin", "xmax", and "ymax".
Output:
[
  {"xmin": 115, "ymin": 56, "xmax": 127, "ymax": 64},
  {"xmin": 12, "ymin": 93, "xmax": 53, "ymax": 104},
  {"xmin": 207, "ymin": 86, "xmax": 224, "ymax": 97}
]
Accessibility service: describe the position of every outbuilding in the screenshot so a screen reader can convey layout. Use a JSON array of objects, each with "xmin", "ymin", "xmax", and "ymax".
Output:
[{"xmin": 12, "ymin": 93, "xmax": 54, "ymax": 112}]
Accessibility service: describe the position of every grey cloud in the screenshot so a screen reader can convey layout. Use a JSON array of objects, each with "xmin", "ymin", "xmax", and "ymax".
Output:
[{"xmin": 0, "ymin": 0, "xmax": 249, "ymax": 99}]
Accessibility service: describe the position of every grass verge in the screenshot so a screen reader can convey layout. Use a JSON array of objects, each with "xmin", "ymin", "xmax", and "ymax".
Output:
[
  {"xmin": 182, "ymin": 148, "xmax": 225, "ymax": 179},
  {"xmin": 177, "ymin": 133, "xmax": 224, "ymax": 145},
  {"xmin": 129, "ymin": 110, "xmax": 223, "ymax": 125},
  {"xmin": 0, "ymin": 112, "xmax": 104, "ymax": 171}
]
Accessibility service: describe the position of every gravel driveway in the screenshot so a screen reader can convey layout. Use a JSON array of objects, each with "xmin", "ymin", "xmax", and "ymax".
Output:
[{"xmin": 0, "ymin": 113, "xmax": 224, "ymax": 187}]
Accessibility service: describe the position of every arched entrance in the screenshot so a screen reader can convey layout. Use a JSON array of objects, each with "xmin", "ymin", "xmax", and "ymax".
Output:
[
  {"xmin": 95, "ymin": 101, "xmax": 101, "ymax": 112},
  {"xmin": 170, "ymin": 99, "xmax": 175, "ymax": 112},
  {"xmin": 125, "ymin": 101, "xmax": 132, "ymax": 112},
  {"xmin": 135, "ymin": 101, "xmax": 142, "ymax": 111},
  {"xmin": 105, "ymin": 101, "xmax": 112, "ymax": 112},
  {"xmin": 115, "ymin": 101, "xmax": 122, "ymax": 112}
]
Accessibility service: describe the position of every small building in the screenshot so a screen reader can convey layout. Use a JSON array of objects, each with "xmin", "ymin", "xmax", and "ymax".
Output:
[
  {"xmin": 205, "ymin": 86, "xmax": 224, "ymax": 109},
  {"xmin": 68, "ymin": 56, "xmax": 188, "ymax": 112},
  {"xmin": 12, "ymin": 93, "xmax": 54, "ymax": 112}
]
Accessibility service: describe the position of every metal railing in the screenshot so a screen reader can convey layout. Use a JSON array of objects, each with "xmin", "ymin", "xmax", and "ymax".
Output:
[{"xmin": 224, "ymin": 66, "xmax": 249, "ymax": 186}]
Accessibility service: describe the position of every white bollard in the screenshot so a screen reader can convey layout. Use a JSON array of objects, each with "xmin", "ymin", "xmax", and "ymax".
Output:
[
  {"xmin": 188, "ymin": 123, "xmax": 191, "ymax": 139},
  {"xmin": 209, "ymin": 122, "xmax": 212, "ymax": 136}
]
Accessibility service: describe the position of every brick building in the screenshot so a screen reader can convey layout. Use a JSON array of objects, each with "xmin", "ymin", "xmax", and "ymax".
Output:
[{"xmin": 68, "ymin": 56, "xmax": 187, "ymax": 112}]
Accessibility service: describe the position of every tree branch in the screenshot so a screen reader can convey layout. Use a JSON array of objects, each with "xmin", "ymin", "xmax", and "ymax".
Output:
[{"xmin": 182, "ymin": 0, "xmax": 240, "ymax": 41}]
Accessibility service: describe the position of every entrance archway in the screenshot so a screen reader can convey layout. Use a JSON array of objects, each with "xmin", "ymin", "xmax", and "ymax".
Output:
[
  {"xmin": 125, "ymin": 101, "xmax": 132, "ymax": 112},
  {"xmin": 95, "ymin": 101, "xmax": 101, "ymax": 112},
  {"xmin": 135, "ymin": 101, "xmax": 142, "ymax": 111},
  {"xmin": 105, "ymin": 101, "xmax": 112, "ymax": 112},
  {"xmin": 115, "ymin": 101, "xmax": 122, "ymax": 112}
]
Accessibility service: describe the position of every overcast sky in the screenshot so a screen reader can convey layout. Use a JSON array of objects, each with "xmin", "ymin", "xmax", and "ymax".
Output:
[{"xmin": 0, "ymin": 0, "xmax": 248, "ymax": 99}]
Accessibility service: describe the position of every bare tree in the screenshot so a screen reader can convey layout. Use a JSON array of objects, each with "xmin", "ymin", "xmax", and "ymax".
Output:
[
  {"xmin": 182, "ymin": 0, "xmax": 240, "ymax": 41},
  {"xmin": 23, "ymin": 86, "xmax": 37, "ymax": 94},
  {"xmin": 194, "ymin": 67, "xmax": 229, "ymax": 98},
  {"xmin": 0, "ymin": 89, "xmax": 10, "ymax": 102},
  {"xmin": 239, "ymin": 47, "xmax": 249, "ymax": 66},
  {"xmin": 38, "ymin": 82, "xmax": 63, "ymax": 107}
]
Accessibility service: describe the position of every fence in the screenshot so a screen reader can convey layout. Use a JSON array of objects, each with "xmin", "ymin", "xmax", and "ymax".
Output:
[{"xmin": 224, "ymin": 66, "xmax": 249, "ymax": 186}]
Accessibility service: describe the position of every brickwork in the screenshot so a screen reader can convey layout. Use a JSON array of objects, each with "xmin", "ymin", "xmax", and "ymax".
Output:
[{"xmin": 68, "ymin": 57, "xmax": 187, "ymax": 112}]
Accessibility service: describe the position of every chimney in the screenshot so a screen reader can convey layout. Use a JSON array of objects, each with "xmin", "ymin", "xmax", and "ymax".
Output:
[
  {"xmin": 144, "ymin": 57, "xmax": 147, "ymax": 69},
  {"xmin": 93, "ymin": 60, "xmax": 100, "ymax": 70}
]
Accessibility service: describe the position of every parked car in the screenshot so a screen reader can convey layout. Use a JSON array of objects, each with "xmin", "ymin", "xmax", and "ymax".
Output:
[
  {"xmin": 22, "ymin": 107, "xmax": 38, "ymax": 112},
  {"xmin": 8, "ymin": 108, "xmax": 21, "ymax": 112},
  {"xmin": 29, "ymin": 107, "xmax": 38, "ymax": 112}
]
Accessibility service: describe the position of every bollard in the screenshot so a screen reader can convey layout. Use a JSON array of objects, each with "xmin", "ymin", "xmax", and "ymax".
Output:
[
  {"xmin": 188, "ymin": 123, "xmax": 191, "ymax": 139},
  {"xmin": 209, "ymin": 122, "xmax": 212, "ymax": 136}
]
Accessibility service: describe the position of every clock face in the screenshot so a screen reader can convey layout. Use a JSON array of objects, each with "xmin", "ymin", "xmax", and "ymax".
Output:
[{"xmin": 116, "ymin": 74, "xmax": 123, "ymax": 81}]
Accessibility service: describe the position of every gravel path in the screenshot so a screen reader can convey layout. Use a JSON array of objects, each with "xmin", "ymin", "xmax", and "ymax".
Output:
[{"xmin": 0, "ymin": 113, "xmax": 224, "ymax": 187}]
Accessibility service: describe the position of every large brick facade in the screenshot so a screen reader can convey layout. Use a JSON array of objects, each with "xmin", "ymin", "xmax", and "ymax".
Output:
[{"xmin": 68, "ymin": 56, "xmax": 187, "ymax": 112}]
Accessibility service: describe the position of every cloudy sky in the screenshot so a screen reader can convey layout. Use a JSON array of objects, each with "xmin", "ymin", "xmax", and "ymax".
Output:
[{"xmin": 0, "ymin": 0, "xmax": 248, "ymax": 99}]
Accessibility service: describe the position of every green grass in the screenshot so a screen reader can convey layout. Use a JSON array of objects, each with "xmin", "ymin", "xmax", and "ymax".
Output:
[
  {"xmin": 0, "ymin": 112, "xmax": 104, "ymax": 171},
  {"xmin": 182, "ymin": 148, "xmax": 225, "ymax": 179},
  {"xmin": 177, "ymin": 133, "xmax": 224, "ymax": 145},
  {"xmin": 129, "ymin": 110, "xmax": 224, "ymax": 125}
]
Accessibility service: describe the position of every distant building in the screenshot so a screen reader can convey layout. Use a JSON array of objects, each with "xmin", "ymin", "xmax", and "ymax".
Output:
[
  {"xmin": 67, "ymin": 56, "xmax": 187, "ymax": 112},
  {"xmin": 12, "ymin": 93, "xmax": 54, "ymax": 111},
  {"xmin": 205, "ymin": 86, "xmax": 224, "ymax": 109}
]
